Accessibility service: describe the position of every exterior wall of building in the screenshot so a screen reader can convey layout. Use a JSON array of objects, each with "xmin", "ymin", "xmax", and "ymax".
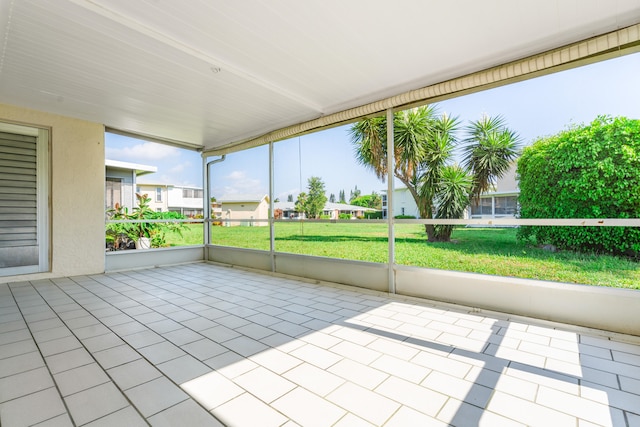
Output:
[
  {"xmin": 168, "ymin": 186, "xmax": 204, "ymax": 217},
  {"xmin": 105, "ymin": 168, "xmax": 135, "ymax": 210},
  {"xmin": 382, "ymin": 188, "xmax": 420, "ymax": 218},
  {"xmin": 221, "ymin": 199, "xmax": 269, "ymax": 226},
  {"xmin": 496, "ymin": 164, "xmax": 519, "ymax": 192},
  {"xmin": 137, "ymin": 184, "xmax": 168, "ymax": 212},
  {"xmin": 0, "ymin": 103, "xmax": 105, "ymax": 283}
]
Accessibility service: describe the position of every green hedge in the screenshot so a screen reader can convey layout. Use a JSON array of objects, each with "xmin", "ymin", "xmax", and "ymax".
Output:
[
  {"xmin": 517, "ymin": 116, "xmax": 640, "ymax": 256},
  {"xmin": 364, "ymin": 211, "xmax": 383, "ymax": 219}
]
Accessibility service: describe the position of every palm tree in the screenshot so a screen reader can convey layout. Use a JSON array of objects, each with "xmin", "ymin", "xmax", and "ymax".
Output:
[
  {"xmin": 351, "ymin": 106, "xmax": 520, "ymax": 242},
  {"xmin": 461, "ymin": 115, "xmax": 522, "ymax": 202},
  {"xmin": 350, "ymin": 105, "xmax": 464, "ymax": 241}
]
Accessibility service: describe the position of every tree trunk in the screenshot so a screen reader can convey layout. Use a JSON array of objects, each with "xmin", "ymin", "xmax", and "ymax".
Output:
[{"xmin": 396, "ymin": 176, "xmax": 454, "ymax": 243}]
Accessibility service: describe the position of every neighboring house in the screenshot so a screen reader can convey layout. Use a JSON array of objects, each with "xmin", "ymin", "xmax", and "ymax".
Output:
[
  {"xmin": 168, "ymin": 186, "xmax": 204, "ymax": 217},
  {"xmin": 274, "ymin": 201, "xmax": 374, "ymax": 219},
  {"xmin": 137, "ymin": 184, "xmax": 204, "ymax": 217},
  {"xmin": 381, "ymin": 187, "xmax": 420, "ymax": 219},
  {"xmin": 220, "ymin": 195, "xmax": 269, "ymax": 226},
  {"xmin": 469, "ymin": 163, "xmax": 519, "ymax": 219},
  {"xmin": 137, "ymin": 184, "xmax": 169, "ymax": 213},
  {"xmin": 381, "ymin": 163, "xmax": 520, "ymax": 220},
  {"xmin": 211, "ymin": 201, "xmax": 222, "ymax": 220},
  {"xmin": 105, "ymin": 160, "xmax": 157, "ymax": 211}
]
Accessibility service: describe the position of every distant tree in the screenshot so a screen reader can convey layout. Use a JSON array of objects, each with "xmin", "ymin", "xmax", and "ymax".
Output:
[
  {"xmin": 329, "ymin": 193, "xmax": 336, "ymax": 203},
  {"xmin": 287, "ymin": 194, "xmax": 293, "ymax": 202},
  {"xmin": 350, "ymin": 192, "xmax": 382, "ymax": 210},
  {"xmin": 350, "ymin": 196, "xmax": 369, "ymax": 208},
  {"xmin": 210, "ymin": 196, "xmax": 217, "ymax": 202},
  {"xmin": 338, "ymin": 189, "xmax": 346, "ymax": 203},
  {"xmin": 295, "ymin": 176, "xmax": 328, "ymax": 219},
  {"xmin": 349, "ymin": 185, "xmax": 361, "ymax": 202},
  {"xmin": 274, "ymin": 197, "xmax": 280, "ymax": 203},
  {"xmin": 369, "ymin": 192, "xmax": 382, "ymax": 210},
  {"xmin": 294, "ymin": 192, "xmax": 307, "ymax": 216}
]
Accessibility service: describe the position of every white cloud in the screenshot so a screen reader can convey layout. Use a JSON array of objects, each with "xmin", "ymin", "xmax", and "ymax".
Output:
[
  {"xmin": 169, "ymin": 161, "xmax": 192, "ymax": 174},
  {"xmin": 212, "ymin": 170, "xmax": 266, "ymax": 198},
  {"xmin": 106, "ymin": 142, "xmax": 179, "ymax": 161}
]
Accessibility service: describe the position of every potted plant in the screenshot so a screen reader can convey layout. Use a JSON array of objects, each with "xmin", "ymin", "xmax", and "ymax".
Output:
[
  {"xmin": 106, "ymin": 203, "xmax": 135, "ymax": 250},
  {"xmin": 128, "ymin": 193, "xmax": 158, "ymax": 249}
]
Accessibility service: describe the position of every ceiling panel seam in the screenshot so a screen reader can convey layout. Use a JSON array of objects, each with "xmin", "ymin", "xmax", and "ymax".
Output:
[{"xmin": 65, "ymin": 0, "xmax": 324, "ymax": 113}]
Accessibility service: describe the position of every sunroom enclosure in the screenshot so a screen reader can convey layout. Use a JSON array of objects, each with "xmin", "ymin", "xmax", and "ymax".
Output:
[{"xmin": 106, "ymin": 45, "xmax": 640, "ymax": 337}]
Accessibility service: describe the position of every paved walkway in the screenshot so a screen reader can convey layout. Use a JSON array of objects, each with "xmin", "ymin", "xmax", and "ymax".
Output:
[{"xmin": 0, "ymin": 263, "xmax": 639, "ymax": 426}]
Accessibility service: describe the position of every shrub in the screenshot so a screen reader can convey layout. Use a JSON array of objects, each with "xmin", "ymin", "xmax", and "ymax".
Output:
[
  {"xmin": 517, "ymin": 116, "xmax": 640, "ymax": 256},
  {"xmin": 364, "ymin": 211, "xmax": 383, "ymax": 219},
  {"xmin": 394, "ymin": 215, "xmax": 416, "ymax": 219},
  {"xmin": 338, "ymin": 213, "xmax": 352, "ymax": 220}
]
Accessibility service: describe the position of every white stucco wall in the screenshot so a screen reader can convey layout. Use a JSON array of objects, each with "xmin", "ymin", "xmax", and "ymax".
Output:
[
  {"xmin": 393, "ymin": 188, "xmax": 420, "ymax": 218},
  {"xmin": 496, "ymin": 163, "xmax": 519, "ymax": 192},
  {"xmin": 221, "ymin": 200, "xmax": 269, "ymax": 226},
  {"xmin": 0, "ymin": 103, "xmax": 105, "ymax": 283},
  {"xmin": 138, "ymin": 184, "xmax": 168, "ymax": 212}
]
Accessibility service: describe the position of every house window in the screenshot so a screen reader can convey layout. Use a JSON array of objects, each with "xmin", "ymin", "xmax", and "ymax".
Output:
[
  {"xmin": 0, "ymin": 123, "xmax": 49, "ymax": 276},
  {"xmin": 105, "ymin": 178, "xmax": 122, "ymax": 209},
  {"xmin": 182, "ymin": 188, "xmax": 203, "ymax": 198},
  {"xmin": 471, "ymin": 198, "xmax": 493, "ymax": 216},
  {"xmin": 156, "ymin": 187, "xmax": 162, "ymax": 202},
  {"xmin": 136, "ymin": 185, "xmax": 140, "ymax": 194},
  {"xmin": 495, "ymin": 196, "xmax": 518, "ymax": 216}
]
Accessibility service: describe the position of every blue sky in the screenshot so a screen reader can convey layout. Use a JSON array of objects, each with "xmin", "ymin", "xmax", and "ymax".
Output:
[{"xmin": 106, "ymin": 52, "xmax": 640, "ymax": 200}]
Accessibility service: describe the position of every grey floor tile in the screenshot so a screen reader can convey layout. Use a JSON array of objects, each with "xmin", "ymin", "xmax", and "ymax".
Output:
[
  {"xmin": 38, "ymin": 335, "xmax": 83, "ymax": 357},
  {"xmin": 122, "ymin": 329, "xmax": 164, "ymax": 349},
  {"xmin": 0, "ymin": 338, "xmax": 38, "ymax": 359},
  {"xmin": 147, "ymin": 399, "xmax": 224, "ymax": 427},
  {"xmin": 31, "ymin": 412, "xmax": 75, "ymax": 426},
  {"xmin": 32, "ymin": 326, "xmax": 73, "ymax": 344},
  {"xmin": 124, "ymin": 376, "xmax": 188, "ymax": 417},
  {"xmin": 138, "ymin": 340, "xmax": 186, "ymax": 364},
  {"xmin": 0, "ymin": 366, "xmax": 55, "ymax": 403},
  {"xmin": 0, "ymin": 387, "xmax": 67, "ymax": 426},
  {"xmin": 0, "ymin": 350, "xmax": 45, "ymax": 378},
  {"xmin": 83, "ymin": 406, "xmax": 147, "ymax": 427},
  {"xmin": 93, "ymin": 344, "xmax": 142, "ymax": 369},
  {"xmin": 157, "ymin": 354, "xmax": 211, "ymax": 384},
  {"xmin": 182, "ymin": 338, "xmax": 227, "ymax": 360},
  {"xmin": 82, "ymin": 332, "xmax": 126, "ymax": 352},
  {"xmin": 162, "ymin": 327, "xmax": 203, "ymax": 346},
  {"xmin": 45, "ymin": 347, "xmax": 94, "ymax": 374},
  {"xmin": 64, "ymin": 382, "xmax": 129, "ymax": 425},
  {"xmin": 107, "ymin": 358, "xmax": 163, "ymax": 390},
  {"xmin": 53, "ymin": 363, "xmax": 110, "ymax": 396}
]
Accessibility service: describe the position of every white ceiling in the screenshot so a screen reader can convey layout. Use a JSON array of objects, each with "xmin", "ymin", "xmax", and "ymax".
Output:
[{"xmin": 1, "ymin": 0, "xmax": 640, "ymax": 152}]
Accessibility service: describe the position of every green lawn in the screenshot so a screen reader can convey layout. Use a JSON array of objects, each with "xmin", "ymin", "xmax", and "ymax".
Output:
[{"xmin": 163, "ymin": 223, "xmax": 640, "ymax": 289}]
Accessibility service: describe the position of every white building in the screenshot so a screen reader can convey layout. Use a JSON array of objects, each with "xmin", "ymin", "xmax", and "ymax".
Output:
[{"xmin": 137, "ymin": 183, "xmax": 204, "ymax": 217}]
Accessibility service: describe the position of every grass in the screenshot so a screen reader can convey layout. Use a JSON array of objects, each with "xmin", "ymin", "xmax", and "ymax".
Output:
[{"xmin": 162, "ymin": 223, "xmax": 640, "ymax": 290}]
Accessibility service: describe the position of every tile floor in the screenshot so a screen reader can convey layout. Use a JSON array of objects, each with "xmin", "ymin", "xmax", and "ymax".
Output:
[{"xmin": 1, "ymin": 262, "xmax": 639, "ymax": 426}]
